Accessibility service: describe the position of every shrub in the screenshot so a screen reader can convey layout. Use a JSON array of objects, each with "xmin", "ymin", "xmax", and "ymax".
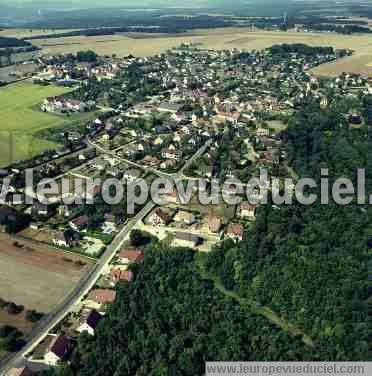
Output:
[
  {"xmin": 25, "ymin": 310, "xmax": 44, "ymax": 323},
  {"xmin": 6, "ymin": 302, "xmax": 24, "ymax": 315}
]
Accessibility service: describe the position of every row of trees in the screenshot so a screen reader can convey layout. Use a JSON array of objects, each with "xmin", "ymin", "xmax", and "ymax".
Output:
[
  {"xmin": 0, "ymin": 37, "xmax": 31, "ymax": 48},
  {"xmin": 269, "ymin": 44, "xmax": 334, "ymax": 56}
]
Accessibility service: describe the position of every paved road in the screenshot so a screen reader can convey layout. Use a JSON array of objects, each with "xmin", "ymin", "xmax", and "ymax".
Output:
[
  {"xmin": 0, "ymin": 139, "xmax": 210, "ymax": 375},
  {"xmin": 24, "ymin": 140, "xmax": 136, "ymax": 203},
  {"xmin": 86, "ymin": 137, "xmax": 212, "ymax": 181},
  {"xmin": 0, "ymin": 200, "xmax": 155, "ymax": 375}
]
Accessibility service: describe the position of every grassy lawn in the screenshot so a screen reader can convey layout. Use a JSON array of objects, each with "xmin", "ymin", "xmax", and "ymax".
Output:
[{"xmin": 0, "ymin": 82, "xmax": 88, "ymax": 167}]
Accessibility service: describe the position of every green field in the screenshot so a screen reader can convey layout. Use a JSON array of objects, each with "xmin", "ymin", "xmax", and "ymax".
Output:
[{"xmin": 0, "ymin": 82, "xmax": 86, "ymax": 167}]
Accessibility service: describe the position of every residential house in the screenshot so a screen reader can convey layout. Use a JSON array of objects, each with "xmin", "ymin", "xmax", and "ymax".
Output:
[
  {"xmin": 76, "ymin": 309, "xmax": 103, "ymax": 336},
  {"xmin": 172, "ymin": 111, "xmax": 185, "ymax": 122},
  {"xmin": 137, "ymin": 143, "xmax": 145, "ymax": 152},
  {"xmin": 208, "ymin": 216, "xmax": 223, "ymax": 233},
  {"xmin": 225, "ymin": 223, "xmax": 244, "ymax": 241},
  {"xmin": 160, "ymin": 159, "xmax": 177, "ymax": 170},
  {"xmin": 69, "ymin": 215, "xmax": 89, "ymax": 232},
  {"xmin": 44, "ymin": 335, "xmax": 72, "ymax": 366},
  {"xmin": 175, "ymin": 232, "xmax": 203, "ymax": 248},
  {"xmin": 153, "ymin": 136, "xmax": 164, "ymax": 146},
  {"xmin": 173, "ymin": 210, "xmax": 196, "ymax": 225},
  {"xmin": 142, "ymin": 155, "xmax": 160, "ymax": 167},
  {"xmin": 85, "ymin": 289, "xmax": 117, "ymax": 310},
  {"xmin": 215, "ymin": 111, "xmax": 240, "ymax": 124},
  {"xmin": 181, "ymin": 125, "xmax": 191, "ymax": 135},
  {"xmin": 147, "ymin": 208, "xmax": 173, "ymax": 226},
  {"xmin": 238, "ymin": 202, "xmax": 257, "ymax": 220},
  {"xmin": 41, "ymin": 96, "xmax": 87, "ymax": 113},
  {"xmin": 67, "ymin": 131, "xmax": 81, "ymax": 142},
  {"xmin": 52, "ymin": 230, "xmax": 81, "ymax": 248},
  {"xmin": 32, "ymin": 202, "xmax": 49, "ymax": 217},
  {"xmin": 90, "ymin": 158, "xmax": 106, "ymax": 171},
  {"xmin": 103, "ymin": 155, "xmax": 120, "ymax": 167},
  {"xmin": 104, "ymin": 213, "xmax": 120, "ymax": 228},
  {"xmin": 57, "ymin": 204, "xmax": 71, "ymax": 218},
  {"xmin": 110, "ymin": 269, "xmax": 134, "ymax": 285},
  {"xmin": 173, "ymin": 133, "xmax": 182, "ymax": 143},
  {"xmin": 52, "ymin": 231, "xmax": 69, "ymax": 248},
  {"xmin": 161, "ymin": 148, "xmax": 181, "ymax": 160},
  {"xmin": 117, "ymin": 249, "xmax": 144, "ymax": 264},
  {"xmin": 256, "ymin": 127, "xmax": 270, "ymax": 137},
  {"xmin": 29, "ymin": 222, "xmax": 41, "ymax": 230},
  {"xmin": 166, "ymin": 189, "xmax": 180, "ymax": 204},
  {"xmin": 107, "ymin": 167, "xmax": 121, "ymax": 177},
  {"xmin": 123, "ymin": 169, "xmax": 141, "ymax": 183}
]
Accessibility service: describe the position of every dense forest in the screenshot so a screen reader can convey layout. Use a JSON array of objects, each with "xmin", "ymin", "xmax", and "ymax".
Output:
[
  {"xmin": 269, "ymin": 44, "xmax": 334, "ymax": 56},
  {"xmin": 0, "ymin": 37, "xmax": 32, "ymax": 48},
  {"xmin": 0, "ymin": 37, "xmax": 38, "ymax": 61}
]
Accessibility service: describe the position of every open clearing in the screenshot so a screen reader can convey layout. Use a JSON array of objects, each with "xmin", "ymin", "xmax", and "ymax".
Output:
[
  {"xmin": 16, "ymin": 27, "xmax": 372, "ymax": 76},
  {"xmin": 0, "ymin": 233, "xmax": 94, "ymax": 313},
  {"xmin": 0, "ymin": 82, "xmax": 86, "ymax": 167},
  {"xmin": 0, "ymin": 62, "xmax": 38, "ymax": 83}
]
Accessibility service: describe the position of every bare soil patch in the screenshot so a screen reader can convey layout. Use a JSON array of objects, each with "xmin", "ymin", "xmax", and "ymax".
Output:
[{"xmin": 0, "ymin": 233, "xmax": 94, "ymax": 313}]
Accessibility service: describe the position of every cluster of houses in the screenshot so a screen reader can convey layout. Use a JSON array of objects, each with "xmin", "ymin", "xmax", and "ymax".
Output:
[
  {"xmin": 36, "ymin": 54, "xmax": 123, "ymax": 84},
  {"xmin": 144, "ymin": 197, "xmax": 257, "ymax": 248},
  {"xmin": 41, "ymin": 96, "xmax": 96, "ymax": 114}
]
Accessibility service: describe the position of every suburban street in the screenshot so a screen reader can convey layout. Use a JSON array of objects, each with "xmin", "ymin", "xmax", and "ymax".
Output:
[
  {"xmin": 87, "ymin": 137, "xmax": 212, "ymax": 181},
  {"xmin": 0, "ymin": 199, "xmax": 156, "ymax": 375}
]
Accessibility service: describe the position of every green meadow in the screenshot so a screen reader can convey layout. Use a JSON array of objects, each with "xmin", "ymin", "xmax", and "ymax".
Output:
[{"xmin": 0, "ymin": 82, "xmax": 87, "ymax": 167}]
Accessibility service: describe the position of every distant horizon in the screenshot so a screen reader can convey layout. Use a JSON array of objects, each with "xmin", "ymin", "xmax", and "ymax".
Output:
[{"xmin": 1, "ymin": 0, "xmax": 372, "ymax": 28}]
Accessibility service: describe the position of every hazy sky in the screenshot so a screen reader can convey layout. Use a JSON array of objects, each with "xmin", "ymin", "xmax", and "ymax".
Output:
[
  {"xmin": 2, "ymin": 0, "xmax": 213, "ymax": 6},
  {"xmin": 0, "ymin": 0, "xmax": 258, "ymax": 8}
]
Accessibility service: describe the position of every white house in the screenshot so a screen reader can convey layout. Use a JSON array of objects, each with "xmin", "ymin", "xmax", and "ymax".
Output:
[
  {"xmin": 76, "ymin": 310, "xmax": 103, "ymax": 336},
  {"xmin": 44, "ymin": 335, "xmax": 72, "ymax": 366},
  {"xmin": 238, "ymin": 202, "xmax": 257, "ymax": 220}
]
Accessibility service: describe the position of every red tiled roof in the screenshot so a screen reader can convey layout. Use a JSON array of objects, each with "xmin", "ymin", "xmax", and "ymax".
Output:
[
  {"xmin": 72, "ymin": 215, "xmax": 89, "ymax": 226},
  {"xmin": 239, "ymin": 202, "xmax": 256, "ymax": 211},
  {"xmin": 208, "ymin": 216, "xmax": 222, "ymax": 232},
  {"xmin": 111, "ymin": 269, "xmax": 134, "ymax": 282},
  {"xmin": 88, "ymin": 289, "xmax": 116, "ymax": 304},
  {"xmin": 118, "ymin": 250, "xmax": 144, "ymax": 263},
  {"xmin": 227, "ymin": 223, "xmax": 244, "ymax": 237}
]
